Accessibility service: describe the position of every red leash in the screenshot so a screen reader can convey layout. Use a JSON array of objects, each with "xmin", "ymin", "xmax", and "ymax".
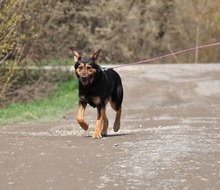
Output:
[{"xmin": 112, "ymin": 42, "xmax": 220, "ymax": 69}]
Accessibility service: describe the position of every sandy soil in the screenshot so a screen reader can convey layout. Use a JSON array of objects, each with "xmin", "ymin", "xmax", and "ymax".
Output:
[{"xmin": 0, "ymin": 64, "xmax": 220, "ymax": 190}]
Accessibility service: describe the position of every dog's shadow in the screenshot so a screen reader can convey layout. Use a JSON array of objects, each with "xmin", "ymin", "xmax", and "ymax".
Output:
[
  {"xmin": 104, "ymin": 132, "xmax": 131, "ymax": 138},
  {"xmin": 84, "ymin": 131, "xmax": 132, "ymax": 138}
]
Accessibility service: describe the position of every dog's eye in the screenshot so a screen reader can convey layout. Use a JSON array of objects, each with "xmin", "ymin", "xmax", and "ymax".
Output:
[
  {"xmin": 86, "ymin": 66, "xmax": 92, "ymax": 70},
  {"xmin": 78, "ymin": 66, "xmax": 83, "ymax": 70}
]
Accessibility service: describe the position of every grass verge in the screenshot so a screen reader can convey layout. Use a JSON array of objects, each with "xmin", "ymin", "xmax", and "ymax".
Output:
[{"xmin": 0, "ymin": 79, "xmax": 78, "ymax": 126}]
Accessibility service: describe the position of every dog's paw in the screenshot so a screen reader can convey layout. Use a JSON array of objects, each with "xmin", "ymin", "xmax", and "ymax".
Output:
[
  {"xmin": 101, "ymin": 131, "xmax": 107, "ymax": 137},
  {"xmin": 92, "ymin": 131, "xmax": 102, "ymax": 139},
  {"xmin": 82, "ymin": 123, "xmax": 89, "ymax": 131},
  {"xmin": 113, "ymin": 122, "xmax": 120, "ymax": 132},
  {"xmin": 77, "ymin": 119, "xmax": 89, "ymax": 131}
]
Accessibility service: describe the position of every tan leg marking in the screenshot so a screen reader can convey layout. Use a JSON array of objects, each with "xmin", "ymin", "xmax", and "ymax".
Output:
[
  {"xmin": 102, "ymin": 111, "xmax": 109, "ymax": 137},
  {"xmin": 92, "ymin": 108, "xmax": 105, "ymax": 139},
  {"xmin": 77, "ymin": 102, "xmax": 89, "ymax": 131}
]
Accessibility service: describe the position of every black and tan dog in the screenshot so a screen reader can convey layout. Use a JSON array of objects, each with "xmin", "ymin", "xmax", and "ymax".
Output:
[{"xmin": 71, "ymin": 48, "xmax": 123, "ymax": 138}]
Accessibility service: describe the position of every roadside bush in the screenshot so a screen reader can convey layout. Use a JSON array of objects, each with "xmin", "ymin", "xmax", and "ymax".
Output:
[
  {"xmin": 19, "ymin": 0, "xmax": 220, "ymax": 63},
  {"xmin": 0, "ymin": 0, "xmax": 49, "ymax": 105},
  {"xmin": 0, "ymin": 0, "xmax": 25, "ymax": 101}
]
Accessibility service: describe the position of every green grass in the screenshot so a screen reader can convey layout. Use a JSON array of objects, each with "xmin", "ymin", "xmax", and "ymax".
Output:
[{"xmin": 0, "ymin": 79, "xmax": 79, "ymax": 126}]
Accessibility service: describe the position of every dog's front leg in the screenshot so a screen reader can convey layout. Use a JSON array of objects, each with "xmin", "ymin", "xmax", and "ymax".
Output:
[
  {"xmin": 92, "ymin": 107, "xmax": 105, "ymax": 139},
  {"xmin": 77, "ymin": 101, "xmax": 89, "ymax": 131}
]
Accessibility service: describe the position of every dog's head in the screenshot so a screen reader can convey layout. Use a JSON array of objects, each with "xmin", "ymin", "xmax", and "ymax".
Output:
[{"xmin": 71, "ymin": 48, "xmax": 101, "ymax": 86}]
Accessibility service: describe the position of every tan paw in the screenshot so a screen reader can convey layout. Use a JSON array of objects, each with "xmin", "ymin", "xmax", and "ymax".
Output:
[
  {"xmin": 79, "ymin": 122, "xmax": 89, "ymax": 131},
  {"xmin": 92, "ymin": 131, "xmax": 102, "ymax": 139}
]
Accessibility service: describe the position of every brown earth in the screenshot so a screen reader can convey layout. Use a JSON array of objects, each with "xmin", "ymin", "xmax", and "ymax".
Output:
[{"xmin": 0, "ymin": 64, "xmax": 220, "ymax": 190}]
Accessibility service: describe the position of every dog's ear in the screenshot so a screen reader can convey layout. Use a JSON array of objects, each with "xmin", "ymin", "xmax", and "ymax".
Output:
[
  {"xmin": 71, "ymin": 47, "xmax": 81, "ymax": 64},
  {"xmin": 92, "ymin": 49, "xmax": 101, "ymax": 62}
]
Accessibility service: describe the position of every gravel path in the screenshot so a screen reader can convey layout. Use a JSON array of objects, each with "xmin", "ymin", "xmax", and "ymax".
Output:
[{"xmin": 1, "ymin": 64, "xmax": 220, "ymax": 190}]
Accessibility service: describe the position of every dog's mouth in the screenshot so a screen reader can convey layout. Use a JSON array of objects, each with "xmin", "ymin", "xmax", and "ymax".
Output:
[{"xmin": 80, "ymin": 77, "xmax": 94, "ymax": 86}]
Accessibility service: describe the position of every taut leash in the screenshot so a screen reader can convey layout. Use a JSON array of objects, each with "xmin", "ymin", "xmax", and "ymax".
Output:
[{"xmin": 112, "ymin": 42, "xmax": 220, "ymax": 69}]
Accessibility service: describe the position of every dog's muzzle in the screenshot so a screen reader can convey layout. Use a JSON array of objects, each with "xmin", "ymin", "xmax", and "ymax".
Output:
[{"xmin": 80, "ymin": 77, "xmax": 94, "ymax": 86}]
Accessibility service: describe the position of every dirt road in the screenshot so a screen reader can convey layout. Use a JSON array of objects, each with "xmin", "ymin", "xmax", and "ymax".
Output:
[{"xmin": 1, "ymin": 64, "xmax": 220, "ymax": 190}]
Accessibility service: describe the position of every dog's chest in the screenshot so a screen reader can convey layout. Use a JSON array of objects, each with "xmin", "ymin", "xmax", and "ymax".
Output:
[{"xmin": 79, "ymin": 95, "xmax": 101, "ymax": 108}]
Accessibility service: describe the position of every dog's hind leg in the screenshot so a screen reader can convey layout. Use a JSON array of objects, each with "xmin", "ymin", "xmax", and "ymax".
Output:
[
  {"xmin": 110, "ymin": 81, "xmax": 123, "ymax": 132},
  {"xmin": 113, "ymin": 107, "xmax": 122, "ymax": 132},
  {"xmin": 109, "ymin": 100, "xmax": 122, "ymax": 132},
  {"xmin": 77, "ymin": 102, "xmax": 89, "ymax": 131},
  {"xmin": 102, "ymin": 111, "xmax": 109, "ymax": 137}
]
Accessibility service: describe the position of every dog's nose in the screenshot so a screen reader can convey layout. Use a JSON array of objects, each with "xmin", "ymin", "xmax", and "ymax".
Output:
[{"xmin": 81, "ymin": 75, "xmax": 87, "ymax": 80}]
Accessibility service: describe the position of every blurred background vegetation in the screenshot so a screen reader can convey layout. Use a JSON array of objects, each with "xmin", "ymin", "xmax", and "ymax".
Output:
[{"xmin": 1, "ymin": 0, "xmax": 220, "ymax": 107}]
